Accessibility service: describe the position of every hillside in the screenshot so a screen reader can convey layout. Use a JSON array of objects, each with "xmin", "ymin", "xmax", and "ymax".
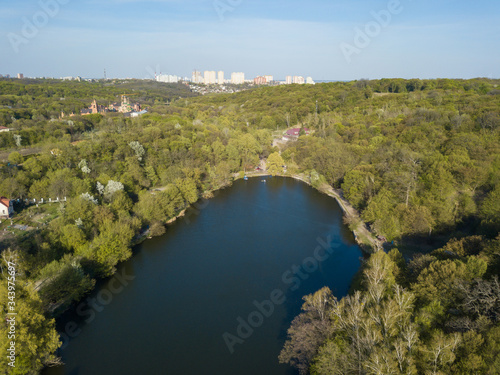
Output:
[{"xmin": 0, "ymin": 78, "xmax": 499, "ymax": 374}]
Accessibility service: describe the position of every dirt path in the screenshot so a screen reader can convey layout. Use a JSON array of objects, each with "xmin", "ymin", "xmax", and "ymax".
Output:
[
  {"xmin": 322, "ymin": 184, "xmax": 382, "ymax": 252},
  {"xmin": 269, "ymin": 135, "xmax": 382, "ymax": 252}
]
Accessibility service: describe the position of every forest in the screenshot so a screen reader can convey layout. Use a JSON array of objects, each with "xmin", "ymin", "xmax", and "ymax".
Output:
[{"xmin": 0, "ymin": 77, "xmax": 499, "ymax": 374}]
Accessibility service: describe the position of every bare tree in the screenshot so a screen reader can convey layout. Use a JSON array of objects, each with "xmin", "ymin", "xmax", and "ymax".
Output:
[
  {"xmin": 457, "ymin": 276, "xmax": 500, "ymax": 322},
  {"xmin": 302, "ymin": 286, "xmax": 335, "ymax": 323},
  {"xmin": 279, "ymin": 288, "xmax": 336, "ymax": 374}
]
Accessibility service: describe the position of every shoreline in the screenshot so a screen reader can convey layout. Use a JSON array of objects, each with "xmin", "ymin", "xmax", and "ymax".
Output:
[
  {"xmin": 43, "ymin": 170, "xmax": 378, "ymax": 371},
  {"xmin": 55, "ymin": 171, "xmax": 379, "ymax": 315},
  {"xmin": 285, "ymin": 174, "xmax": 381, "ymax": 254},
  {"xmin": 232, "ymin": 171, "xmax": 381, "ymax": 253}
]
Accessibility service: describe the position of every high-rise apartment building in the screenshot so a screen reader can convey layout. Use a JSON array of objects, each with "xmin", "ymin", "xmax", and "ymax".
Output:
[
  {"xmin": 204, "ymin": 71, "xmax": 217, "ymax": 85},
  {"xmin": 264, "ymin": 75, "xmax": 273, "ymax": 82},
  {"xmin": 231, "ymin": 72, "xmax": 245, "ymax": 84},
  {"xmin": 254, "ymin": 76, "xmax": 267, "ymax": 85},
  {"xmin": 192, "ymin": 70, "xmax": 203, "ymax": 84},
  {"xmin": 218, "ymin": 71, "xmax": 224, "ymax": 84},
  {"xmin": 285, "ymin": 76, "xmax": 292, "ymax": 84},
  {"xmin": 156, "ymin": 74, "xmax": 181, "ymax": 83},
  {"xmin": 17, "ymin": 73, "xmax": 23, "ymax": 79},
  {"xmin": 293, "ymin": 76, "xmax": 305, "ymax": 84}
]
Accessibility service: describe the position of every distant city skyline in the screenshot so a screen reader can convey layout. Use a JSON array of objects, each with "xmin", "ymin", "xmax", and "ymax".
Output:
[
  {"xmin": 157, "ymin": 70, "xmax": 314, "ymax": 85},
  {"xmin": 0, "ymin": 69, "xmax": 315, "ymax": 84},
  {"xmin": 1, "ymin": 0, "xmax": 499, "ymax": 80}
]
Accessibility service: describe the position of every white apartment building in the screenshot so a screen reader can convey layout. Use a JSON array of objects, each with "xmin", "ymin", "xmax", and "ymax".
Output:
[
  {"xmin": 156, "ymin": 74, "xmax": 181, "ymax": 83},
  {"xmin": 192, "ymin": 70, "xmax": 203, "ymax": 84},
  {"xmin": 204, "ymin": 71, "xmax": 217, "ymax": 84},
  {"xmin": 231, "ymin": 72, "xmax": 245, "ymax": 84},
  {"xmin": 218, "ymin": 71, "xmax": 225, "ymax": 84},
  {"xmin": 293, "ymin": 76, "xmax": 305, "ymax": 84}
]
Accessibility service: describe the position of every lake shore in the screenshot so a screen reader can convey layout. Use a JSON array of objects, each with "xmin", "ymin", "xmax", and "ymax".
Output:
[
  {"xmin": 233, "ymin": 170, "xmax": 381, "ymax": 254},
  {"xmin": 286, "ymin": 174, "xmax": 382, "ymax": 253}
]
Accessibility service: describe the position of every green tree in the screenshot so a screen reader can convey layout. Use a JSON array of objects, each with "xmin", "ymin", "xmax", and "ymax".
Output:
[
  {"xmin": 422, "ymin": 331, "xmax": 461, "ymax": 375},
  {"xmin": 80, "ymin": 219, "xmax": 134, "ymax": 276},
  {"xmin": 362, "ymin": 188, "xmax": 400, "ymax": 240},
  {"xmin": 413, "ymin": 259, "xmax": 467, "ymax": 306},
  {"xmin": 310, "ymin": 337, "xmax": 351, "ymax": 375},
  {"xmin": 342, "ymin": 169, "xmax": 375, "ymax": 210},
  {"xmin": 175, "ymin": 178, "xmax": 198, "ymax": 205},
  {"xmin": 134, "ymin": 190, "xmax": 170, "ymax": 223},
  {"xmin": 481, "ymin": 186, "xmax": 500, "ymax": 234},
  {"xmin": 484, "ymin": 325, "xmax": 500, "ymax": 373},
  {"xmin": 8, "ymin": 151, "xmax": 23, "ymax": 165},
  {"xmin": 267, "ymin": 152, "xmax": 285, "ymax": 176},
  {"xmin": 37, "ymin": 256, "xmax": 95, "ymax": 310},
  {"xmin": 451, "ymin": 331, "xmax": 486, "ymax": 374},
  {"xmin": 0, "ymin": 283, "xmax": 61, "ymax": 374}
]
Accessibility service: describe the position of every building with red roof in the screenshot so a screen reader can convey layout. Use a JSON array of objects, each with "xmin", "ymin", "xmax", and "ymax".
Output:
[
  {"xmin": 0, "ymin": 197, "xmax": 14, "ymax": 218},
  {"xmin": 283, "ymin": 127, "xmax": 310, "ymax": 141}
]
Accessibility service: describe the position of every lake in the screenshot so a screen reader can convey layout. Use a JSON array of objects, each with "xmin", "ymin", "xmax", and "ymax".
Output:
[{"xmin": 43, "ymin": 177, "xmax": 362, "ymax": 375}]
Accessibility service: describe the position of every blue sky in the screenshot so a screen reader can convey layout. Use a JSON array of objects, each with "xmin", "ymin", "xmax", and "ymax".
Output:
[{"xmin": 0, "ymin": 0, "xmax": 499, "ymax": 80}]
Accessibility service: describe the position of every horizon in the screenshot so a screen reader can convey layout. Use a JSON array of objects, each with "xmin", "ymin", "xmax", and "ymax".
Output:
[
  {"xmin": 1, "ymin": 76, "xmax": 499, "ymax": 83},
  {"xmin": 1, "ymin": 0, "xmax": 499, "ymax": 80}
]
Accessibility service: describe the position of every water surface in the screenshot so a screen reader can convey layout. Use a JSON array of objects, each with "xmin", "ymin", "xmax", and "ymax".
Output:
[{"xmin": 44, "ymin": 177, "xmax": 362, "ymax": 375}]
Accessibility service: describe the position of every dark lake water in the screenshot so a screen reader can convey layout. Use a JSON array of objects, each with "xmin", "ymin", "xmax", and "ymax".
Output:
[{"xmin": 44, "ymin": 177, "xmax": 362, "ymax": 375}]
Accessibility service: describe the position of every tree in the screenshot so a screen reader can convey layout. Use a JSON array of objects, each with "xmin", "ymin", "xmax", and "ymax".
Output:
[
  {"xmin": 0, "ymin": 177, "xmax": 27, "ymax": 199},
  {"xmin": 211, "ymin": 138, "xmax": 226, "ymax": 164},
  {"xmin": 342, "ymin": 169, "xmax": 375, "ymax": 210},
  {"xmin": 484, "ymin": 325, "xmax": 500, "ymax": 373},
  {"xmin": 175, "ymin": 178, "xmax": 199, "ymax": 205},
  {"xmin": 451, "ymin": 331, "xmax": 487, "ymax": 374},
  {"xmin": 364, "ymin": 346, "xmax": 399, "ymax": 375},
  {"xmin": 398, "ymin": 205, "xmax": 435, "ymax": 236},
  {"xmin": 134, "ymin": 190, "xmax": 170, "ymax": 223},
  {"xmin": 58, "ymin": 224, "xmax": 87, "ymax": 251},
  {"xmin": 37, "ymin": 256, "xmax": 95, "ymax": 310},
  {"xmin": 422, "ymin": 331, "xmax": 461, "ymax": 375},
  {"xmin": 267, "ymin": 152, "xmax": 285, "ymax": 176},
  {"xmin": 310, "ymin": 338, "xmax": 351, "ymax": 375},
  {"xmin": 109, "ymin": 190, "xmax": 134, "ymax": 217},
  {"xmin": 229, "ymin": 133, "xmax": 262, "ymax": 170},
  {"xmin": 8, "ymin": 151, "xmax": 23, "ymax": 165},
  {"xmin": 0, "ymin": 283, "xmax": 61, "ymax": 373},
  {"xmin": 363, "ymin": 250, "xmax": 396, "ymax": 299},
  {"xmin": 458, "ymin": 276, "xmax": 500, "ymax": 321},
  {"xmin": 81, "ymin": 219, "xmax": 134, "ymax": 276},
  {"xmin": 481, "ymin": 186, "xmax": 500, "ymax": 234},
  {"xmin": 413, "ymin": 259, "xmax": 467, "ymax": 306},
  {"xmin": 362, "ymin": 188, "xmax": 400, "ymax": 240},
  {"xmin": 149, "ymin": 221, "xmax": 166, "ymax": 237},
  {"xmin": 279, "ymin": 288, "xmax": 336, "ymax": 374},
  {"xmin": 63, "ymin": 196, "xmax": 97, "ymax": 233}
]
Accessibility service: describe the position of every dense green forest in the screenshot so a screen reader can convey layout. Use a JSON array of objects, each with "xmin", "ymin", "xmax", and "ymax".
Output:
[
  {"xmin": 0, "ymin": 78, "xmax": 196, "ymax": 145},
  {"xmin": 0, "ymin": 77, "xmax": 499, "ymax": 374}
]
